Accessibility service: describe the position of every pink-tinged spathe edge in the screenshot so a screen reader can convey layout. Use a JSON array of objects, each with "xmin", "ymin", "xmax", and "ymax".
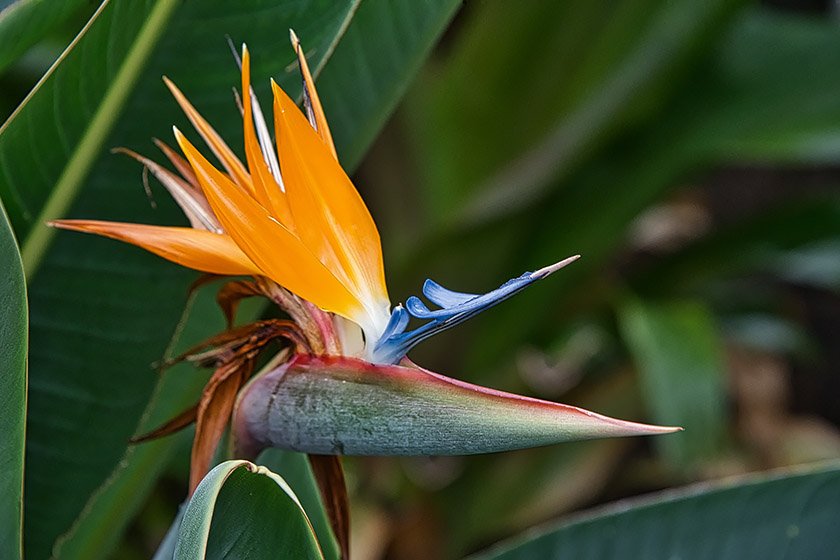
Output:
[{"xmin": 288, "ymin": 354, "xmax": 683, "ymax": 436}]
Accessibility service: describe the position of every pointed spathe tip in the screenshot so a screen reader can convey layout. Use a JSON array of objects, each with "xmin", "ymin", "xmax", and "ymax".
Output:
[
  {"xmin": 632, "ymin": 422, "xmax": 684, "ymax": 435},
  {"xmin": 289, "ymin": 28, "xmax": 300, "ymax": 47},
  {"xmin": 531, "ymin": 254, "xmax": 581, "ymax": 279}
]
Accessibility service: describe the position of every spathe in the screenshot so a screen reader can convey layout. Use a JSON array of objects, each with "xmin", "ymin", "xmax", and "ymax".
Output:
[{"xmin": 233, "ymin": 355, "xmax": 680, "ymax": 458}]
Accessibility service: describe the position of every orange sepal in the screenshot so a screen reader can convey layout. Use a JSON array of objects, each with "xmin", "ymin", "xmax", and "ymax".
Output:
[
  {"xmin": 271, "ymin": 80, "xmax": 388, "ymax": 309},
  {"xmin": 239, "ymin": 47, "xmax": 294, "ymax": 228},
  {"xmin": 290, "ymin": 29, "xmax": 337, "ymax": 159},
  {"xmin": 163, "ymin": 76, "xmax": 253, "ymax": 193},
  {"xmin": 173, "ymin": 128, "xmax": 364, "ymax": 322},
  {"xmin": 48, "ymin": 220, "xmax": 262, "ymax": 277}
]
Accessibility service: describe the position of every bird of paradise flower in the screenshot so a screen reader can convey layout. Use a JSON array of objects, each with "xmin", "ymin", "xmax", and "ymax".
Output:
[{"xmin": 50, "ymin": 33, "xmax": 679, "ymax": 550}]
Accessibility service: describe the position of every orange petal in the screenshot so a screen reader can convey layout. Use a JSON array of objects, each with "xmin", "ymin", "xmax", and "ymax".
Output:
[
  {"xmin": 240, "ymin": 47, "xmax": 295, "ymax": 229},
  {"xmin": 272, "ymin": 80, "xmax": 389, "ymax": 312},
  {"xmin": 173, "ymin": 128, "xmax": 364, "ymax": 321},
  {"xmin": 163, "ymin": 76, "xmax": 253, "ymax": 194},
  {"xmin": 49, "ymin": 220, "xmax": 262, "ymax": 276},
  {"xmin": 290, "ymin": 29, "xmax": 337, "ymax": 159}
]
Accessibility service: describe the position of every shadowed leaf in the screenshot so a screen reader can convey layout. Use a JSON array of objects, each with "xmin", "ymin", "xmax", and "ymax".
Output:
[
  {"xmin": 175, "ymin": 460, "xmax": 323, "ymax": 560},
  {"xmin": 475, "ymin": 463, "xmax": 840, "ymax": 559},
  {"xmin": 0, "ymin": 197, "xmax": 26, "ymax": 559}
]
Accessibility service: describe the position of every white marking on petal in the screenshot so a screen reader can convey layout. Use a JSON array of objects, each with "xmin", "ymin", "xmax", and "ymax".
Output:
[
  {"xmin": 531, "ymin": 255, "xmax": 581, "ymax": 279},
  {"xmin": 114, "ymin": 148, "xmax": 223, "ymax": 233}
]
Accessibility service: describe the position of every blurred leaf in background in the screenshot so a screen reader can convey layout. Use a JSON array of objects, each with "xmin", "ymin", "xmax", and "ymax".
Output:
[{"xmin": 352, "ymin": 0, "xmax": 840, "ymax": 556}]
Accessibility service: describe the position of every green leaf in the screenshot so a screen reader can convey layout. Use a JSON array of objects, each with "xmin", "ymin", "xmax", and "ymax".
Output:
[
  {"xmin": 315, "ymin": 0, "xmax": 461, "ymax": 170},
  {"xmin": 256, "ymin": 450, "xmax": 340, "ymax": 560},
  {"xmin": 174, "ymin": 460, "xmax": 323, "ymax": 560},
  {"xmin": 0, "ymin": 198, "xmax": 26, "ymax": 559},
  {"xmin": 0, "ymin": 0, "xmax": 91, "ymax": 74},
  {"xmin": 407, "ymin": 0, "xmax": 743, "ymax": 228},
  {"xmin": 51, "ymin": 286, "xmax": 230, "ymax": 559},
  {"xmin": 677, "ymin": 9, "xmax": 840, "ymax": 162},
  {"xmin": 0, "ymin": 1, "xmax": 460, "ymax": 557},
  {"xmin": 232, "ymin": 355, "xmax": 678, "ymax": 457},
  {"xmin": 474, "ymin": 462, "xmax": 840, "ymax": 559},
  {"xmin": 630, "ymin": 197, "xmax": 840, "ymax": 297},
  {"xmin": 452, "ymin": 5, "xmax": 840, "ymax": 380},
  {"xmin": 617, "ymin": 298, "xmax": 727, "ymax": 470}
]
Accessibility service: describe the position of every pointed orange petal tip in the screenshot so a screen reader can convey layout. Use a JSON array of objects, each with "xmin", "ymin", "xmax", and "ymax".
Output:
[
  {"xmin": 233, "ymin": 355, "xmax": 682, "ymax": 458},
  {"xmin": 49, "ymin": 219, "xmax": 262, "ymax": 277},
  {"xmin": 173, "ymin": 124, "xmax": 364, "ymax": 320}
]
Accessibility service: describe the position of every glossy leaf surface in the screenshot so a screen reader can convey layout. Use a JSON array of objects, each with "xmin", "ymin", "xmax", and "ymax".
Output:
[
  {"xmin": 0, "ymin": 198, "xmax": 26, "ymax": 559},
  {"xmin": 0, "ymin": 0, "xmax": 90, "ymax": 74},
  {"xmin": 174, "ymin": 460, "xmax": 323, "ymax": 560},
  {"xmin": 477, "ymin": 463, "xmax": 840, "ymax": 559}
]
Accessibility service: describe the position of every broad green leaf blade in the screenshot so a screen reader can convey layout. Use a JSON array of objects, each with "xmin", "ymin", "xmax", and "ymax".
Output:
[
  {"xmin": 175, "ymin": 460, "xmax": 323, "ymax": 560},
  {"xmin": 257, "ymin": 450, "xmax": 341, "ymax": 560},
  {"xmin": 51, "ymin": 286, "xmax": 229, "ymax": 559},
  {"xmin": 630, "ymin": 198, "xmax": 840, "ymax": 297},
  {"xmin": 679, "ymin": 10, "xmax": 840, "ymax": 162},
  {"xmin": 153, "ymin": 450, "xmax": 340, "ymax": 560},
  {"xmin": 315, "ymin": 0, "xmax": 461, "ymax": 170},
  {"xmin": 0, "ymin": 0, "xmax": 91, "ymax": 74},
  {"xmin": 0, "ymin": 198, "xmax": 26, "ymax": 560},
  {"xmin": 475, "ymin": 462, "xmax": 840, "ymax": 560},
  {"xmin": 408, "ymin": 0, "xmax": 742, "ymax": 227},
  {"xmin": 618, "ymin": 298, "xmax": 727, "ymax": 470},
  {"xmin": 233, "ymin": 356, "xmax": 679, "ymax": 457},
  {"xmin": 457, "ymin": 5, "xmax": 840, "ymax": 380}
]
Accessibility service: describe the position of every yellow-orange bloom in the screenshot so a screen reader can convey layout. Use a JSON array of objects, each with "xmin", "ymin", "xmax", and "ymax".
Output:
[
  {"xmin": 52, "ymin": 35, "xmax": 578, "ymax": 365},
  {"xmin": 52, "ymin": 42, "xmax": 392, "ymax": 349}
]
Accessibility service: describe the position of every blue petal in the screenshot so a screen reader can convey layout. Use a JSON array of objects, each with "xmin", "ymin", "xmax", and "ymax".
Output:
[
  {"xmin": 378, "ymin": 304, "xmax": 410, "ymax": 342},
  {"xmin": 405, "ymin": 274, "xmax": 531, "ymax": 320},
  {"xmin": 372, "ymin": 255, "xmax": 580, "ymax": 364},
  {"xmin": 422, "ymin": 279, "xmax": 477, "ymax": 308},
  {"xmin": 405, "ymin": 296, "xmax": 433, "ymax": 317}
]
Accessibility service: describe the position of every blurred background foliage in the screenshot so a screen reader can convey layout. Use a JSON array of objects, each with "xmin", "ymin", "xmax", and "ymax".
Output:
[{"xmin": 2, "ymin": 0, "xmax": 840, "ymax": 558}]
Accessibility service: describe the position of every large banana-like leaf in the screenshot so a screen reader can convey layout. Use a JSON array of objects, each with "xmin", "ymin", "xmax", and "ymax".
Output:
[
  {"xmin": 452, "ymin": 6, "xmax": 840, "ymax": 379},
  {"xmin": 0, "ymin": 198, "xmax": 26, "ymax": 560},
  {"xmin": 476, "ymin": 462, "xmax": 840, "ymax": 559},
  {"xmin": 0, "ymin": 0, "xmax": 90, "ymax": 74},
  {"xmin": 0, "ymin": 0, "xmax": 460, "ymax": 557},
  {"xmin": 174, "ymin": 461, "xmax": 323, "ymax": 560}
]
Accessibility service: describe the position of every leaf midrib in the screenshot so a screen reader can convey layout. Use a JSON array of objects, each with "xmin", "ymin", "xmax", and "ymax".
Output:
[{"xmin": 19, "ymin": 0, "xmax": 181, "ymax": 280}]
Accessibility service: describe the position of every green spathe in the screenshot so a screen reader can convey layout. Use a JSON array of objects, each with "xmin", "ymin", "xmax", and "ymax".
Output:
[{"xmin": 233, "ymin": 355, "xmax": 680, "ymax": 457}]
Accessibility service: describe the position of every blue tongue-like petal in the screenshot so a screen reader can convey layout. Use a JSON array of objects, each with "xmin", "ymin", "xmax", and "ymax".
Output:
[
  {"xmin": 422, "ymin": 279, "xmax": 478, "ymax": 308},
  {"xmin": 372, "ymin": 255, "xmax": 580, "ymax": 364}
]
